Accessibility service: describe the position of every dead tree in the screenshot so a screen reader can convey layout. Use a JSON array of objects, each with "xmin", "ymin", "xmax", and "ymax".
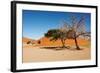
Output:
[{"xmin": 67, "ymin": 16, "xmax": 90, "ymax": 50}]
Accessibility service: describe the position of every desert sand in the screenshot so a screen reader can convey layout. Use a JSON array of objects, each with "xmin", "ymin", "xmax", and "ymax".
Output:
[{"xmin": 22, "ymin": 37, "xmax": 91, "ymax": 63}]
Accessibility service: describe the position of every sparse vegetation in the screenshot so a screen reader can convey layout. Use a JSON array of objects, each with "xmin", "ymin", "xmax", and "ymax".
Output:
[
  {"xmin": 45, "ymin": 16, "xmax": 90, "ymax": 50},
  {"xmin": 27, "ymin": 41, "xmax": 31, "ymax": 44},
  {"xmin": 38, "ymin": 40, "xmax": 41, "ymax": 44},
  {"xmin": 45, "ymin": 28, "xmax": 68, "ymax": 48},
  {"xmin": 66, "ymin": 16, "xmax": 90, "ymax": 50}
]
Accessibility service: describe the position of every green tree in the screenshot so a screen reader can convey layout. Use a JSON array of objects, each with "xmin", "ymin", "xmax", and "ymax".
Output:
[{"xmin": 45, "ymin": 28, "xmax": 68, "ymax": 48}]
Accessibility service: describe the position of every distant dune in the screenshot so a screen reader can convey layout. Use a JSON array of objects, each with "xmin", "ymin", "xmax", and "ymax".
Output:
[
  {"xmin": 23, "ymin": 37, "xmax": 36, "ymax": 44},
  {"xmin": 38, "ymin": 37, "xmax": 90, "ymax": 47},
  {"xmin": 23, "ymin": 37, "xmax": 90, "ymax": 47}
]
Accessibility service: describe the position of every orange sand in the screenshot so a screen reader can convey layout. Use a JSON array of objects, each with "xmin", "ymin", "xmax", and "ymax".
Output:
[{"xmin": 39, "ymin": 37, "xmax": 90, "ymax": 47}]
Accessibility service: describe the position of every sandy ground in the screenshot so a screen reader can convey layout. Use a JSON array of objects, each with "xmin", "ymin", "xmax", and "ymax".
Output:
[{"xmin": 22, "ymin": 45, "xmax": 91, "ymax": 63}]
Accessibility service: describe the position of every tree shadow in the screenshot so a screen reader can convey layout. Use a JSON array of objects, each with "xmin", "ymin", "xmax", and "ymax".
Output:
[
  {"xmin": 68, "ymin": 47, "xmax": 83, "ymax": 51},
  {"xmin": 40, "ymin": 46, "xmax": 83, "ymax": 51}
]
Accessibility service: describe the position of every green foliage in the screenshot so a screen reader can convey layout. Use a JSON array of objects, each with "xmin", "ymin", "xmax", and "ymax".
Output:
[
  {"xmin": 45, "ymin": 29, "xmax": 68, "ymax": 41},
  {"xmin": 45, "ymin": 29, "xmax": 61, "ymax": 41},
  {"xmin": 45, "ymin": 28, "xmax": 68, "ymax": 48}
]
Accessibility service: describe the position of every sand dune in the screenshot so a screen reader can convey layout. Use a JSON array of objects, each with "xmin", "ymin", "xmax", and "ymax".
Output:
[
  {"xmin": 23, "ymin": 37, "xmax": 90, "ymax": 47},
  {"xmin": 22, "ymin": 37, "xmax": 37, "ymax": 44},
  {"xmin": 38, "ymin": 37, "xmax": 90, "ymax": 47}
]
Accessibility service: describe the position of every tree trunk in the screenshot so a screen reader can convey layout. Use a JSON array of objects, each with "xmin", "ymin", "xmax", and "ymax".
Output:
[
  {"xmin": 61, "ymin": 39, "xmax": 66, "ymax": 48},
  {"xmin": 74, "ymin": 34, "xmax": 81, "ymax": 50}
]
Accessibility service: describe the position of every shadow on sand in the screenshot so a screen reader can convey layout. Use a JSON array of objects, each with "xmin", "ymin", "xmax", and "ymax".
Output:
[{"xmin": 40, "ymin": 46, "xmax": 83, "ymax": 51}]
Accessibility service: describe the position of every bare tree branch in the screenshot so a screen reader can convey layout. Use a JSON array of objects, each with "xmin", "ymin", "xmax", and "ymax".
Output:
[{"xmin": 76, "ymin": 32, "xmax": 91, "ymax": 38}]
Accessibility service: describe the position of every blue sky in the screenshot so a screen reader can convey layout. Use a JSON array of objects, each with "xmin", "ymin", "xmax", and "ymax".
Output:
[{"xmin": 22, "ymin": 10, "xmax": 91, "ymax": 40}]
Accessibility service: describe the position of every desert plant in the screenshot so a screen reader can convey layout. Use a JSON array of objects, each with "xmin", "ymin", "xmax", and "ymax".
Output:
[
  {"xmin": 45, "ymin": 15, "xmax": 90, "ymax": 49},
  {"xmin": 45, "ymin": 28, "xmax": 68, "ymax": 48},
  {"xmin": 27, "ymin": 41, "xmax": 31, "ymax": 44},
  {"xmin": 67, "ymin": 16, "xmax": 90, "ymax": 50},
  {"xmin": 38, "ymin": 40, "xmax": 41, "ymax": 44}
]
